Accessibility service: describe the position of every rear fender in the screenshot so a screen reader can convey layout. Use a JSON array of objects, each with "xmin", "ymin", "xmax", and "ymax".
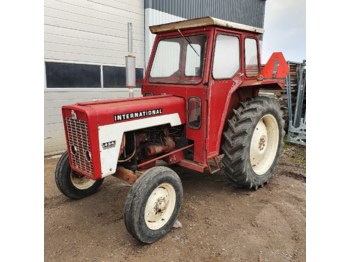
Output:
[{"xmin": 241, "ymin": 52, "xmax": 290, "ymax": 90}]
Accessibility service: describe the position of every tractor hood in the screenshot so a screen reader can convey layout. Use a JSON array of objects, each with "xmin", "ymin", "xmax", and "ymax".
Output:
[
  {"xmin": 62, "ymin": 95, "xmax": 186, "ymax": 126},
  {"xmin": 61, "ymin": 95, "xmax": 186, "ymax": 179}
]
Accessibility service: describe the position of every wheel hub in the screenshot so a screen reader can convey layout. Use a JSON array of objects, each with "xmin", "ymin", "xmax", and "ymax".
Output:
[
  {"xmin": 144, "ymin": 183, "xmax": 176, "ymax": 230},
  {"xmin": 70, "ymin": 171, "xmax": 95, "ymax": 190},
  {"xmin": 258, "ymin": 136, "xmax": 267, "ymax": 151},
  {"xmin": 155, "ymin": 197, "xmax": 168, "ymax": 214},
  {"xmin": 251, "ymin": 120, "xmax": 268, "ymax": 158}
]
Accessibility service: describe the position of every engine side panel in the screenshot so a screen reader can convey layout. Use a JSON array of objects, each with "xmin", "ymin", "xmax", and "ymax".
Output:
[{"xmin": 98, "ymin": 113, "xmax": 182, "ymax": 177}]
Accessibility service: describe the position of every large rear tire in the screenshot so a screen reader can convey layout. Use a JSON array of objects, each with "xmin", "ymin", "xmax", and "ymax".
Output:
[
  {"xmin": 124, "ymin": 166, "xmax": 183, "ymax": 244},
  {"xmin": 55, "ymin": 151, "xmax": 104, "ymax": 199},
  {"xmin": 221, "ymin": 96, "xmax": 284, "ymax": 189}
]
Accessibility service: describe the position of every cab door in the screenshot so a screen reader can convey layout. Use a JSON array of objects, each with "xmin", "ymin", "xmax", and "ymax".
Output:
[{"xmin": 206, "ymin": 30, "xmax": 243, "ymax": 159}]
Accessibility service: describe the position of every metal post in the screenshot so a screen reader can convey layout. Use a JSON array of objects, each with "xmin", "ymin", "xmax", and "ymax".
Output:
[
  {"xmin": 286, "ymin": 60, "xmax": 306, "ymax": 145},
  {"xmin": 286, "ymin": 61, "xmax": 293, "ymax": 124},
  {"xmin": 126, "ymin": 22, "xmax": 136, "ymax": 98},
  {"xmin": 128, "ymin": 22, "xmax": 133, "ymax": 53},
  {"xmin": 293, "ymin": 60, "xmax": 306, "ymax": 127},
  {"xmin": 100, "ymin": 65, "xmax": 104, "ymax": 88}
]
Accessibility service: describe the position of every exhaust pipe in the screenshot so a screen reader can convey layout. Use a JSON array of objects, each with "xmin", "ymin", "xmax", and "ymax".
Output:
[{"xmin": 126, "ymin": 22, "xmax": 135, "ymax": 98}]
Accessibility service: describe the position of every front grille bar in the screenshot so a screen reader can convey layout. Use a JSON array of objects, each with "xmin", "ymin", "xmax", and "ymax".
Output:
[{"xmin": 65, "ymin": 117, "xmax": 94, "ymax": 175}]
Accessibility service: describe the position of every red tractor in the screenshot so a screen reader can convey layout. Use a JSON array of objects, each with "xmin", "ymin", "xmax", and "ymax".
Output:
[{"xmin": 55, "ymin": 17, "xmax": 289, "ymax": 243}]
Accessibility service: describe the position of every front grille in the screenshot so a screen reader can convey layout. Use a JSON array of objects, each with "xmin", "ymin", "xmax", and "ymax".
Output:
[{"xmin": 65, "ymin": 117, "xmax": 94, "ymax": 175}]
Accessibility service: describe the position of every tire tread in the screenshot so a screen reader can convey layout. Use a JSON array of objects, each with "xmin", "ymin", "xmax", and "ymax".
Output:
[{"xmin": 221, "ymin": 96, "xmax": 284, "ymax": 189}]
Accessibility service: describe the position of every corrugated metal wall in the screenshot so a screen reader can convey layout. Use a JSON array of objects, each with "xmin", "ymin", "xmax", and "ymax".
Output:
[{"xmin": 145, "ymin": 0, "xmax": 266, "ymax": 28}]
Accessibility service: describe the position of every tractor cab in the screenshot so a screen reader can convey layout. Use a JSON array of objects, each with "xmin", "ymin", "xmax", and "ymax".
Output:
[{"xmin": 143, "ymin": 17, "xmax": 288, "ymax": 166}]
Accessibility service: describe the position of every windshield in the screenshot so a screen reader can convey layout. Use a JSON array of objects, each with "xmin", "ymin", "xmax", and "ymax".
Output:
[{"xmin": 149, "ymin": 35, "xmax": 207, "ymax": 84}]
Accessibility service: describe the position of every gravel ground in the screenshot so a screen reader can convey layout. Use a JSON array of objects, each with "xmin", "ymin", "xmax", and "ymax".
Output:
[{"xmin": 44, "ymin": 143, "xmax": 306, "ymax": 262}]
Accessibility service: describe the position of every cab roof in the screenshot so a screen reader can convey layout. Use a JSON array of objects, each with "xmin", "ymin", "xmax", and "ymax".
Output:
[{"xmin": 149, "ymin": 16, "xmax": 264, "ymax": 34}]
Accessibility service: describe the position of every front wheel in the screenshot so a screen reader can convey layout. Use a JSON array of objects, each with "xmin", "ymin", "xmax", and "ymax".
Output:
[
  {"xmin": 124, "ymin": 166, "xmax": 183, "ymax": 244},
  {"xmin": 55, "ymin": 151, "xmax": 104, "ymax": 199},
  {"xmin": 221, "ymin": 96, "xmax": 284, "ymax": 189}
]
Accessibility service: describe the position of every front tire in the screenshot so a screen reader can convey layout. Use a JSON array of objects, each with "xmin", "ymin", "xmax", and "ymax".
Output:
[
  {"xmin": 55, "ymin": 151, "xmax": 104, "ymax": 199},
  {"xmin": 124, "ymin": 166, "xmax": 183, "ymax": 244},
  {"xmin": 221, "ymin": 96, "xmax": 284, "ymax": 189}
]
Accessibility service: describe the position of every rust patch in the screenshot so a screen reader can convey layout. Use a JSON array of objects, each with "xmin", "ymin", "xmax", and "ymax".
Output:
[{"xmin": 113, "ymin": 166, "xmax": 138, "ymax": 185}]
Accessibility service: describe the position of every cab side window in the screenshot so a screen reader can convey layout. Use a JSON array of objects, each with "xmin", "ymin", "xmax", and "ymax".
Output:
[
  {"xmin": 245, "ymin": 38, "xmax": 259, "ymax": 77},
  {"xmin": 185, "ymin": 44, "xmax": 201, "ymax": 76},
  {"xmin": 212, "ymin": 35, "xmax": 240, "ymax": 79}
]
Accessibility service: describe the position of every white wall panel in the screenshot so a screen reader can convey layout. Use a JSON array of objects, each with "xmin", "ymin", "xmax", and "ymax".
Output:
[
  {"xmin": 44, "ymin": 0, "xmax": 144, "ymax": 65},
  {"xmin": 45, "ymin": 42, "xmax": 144, "ymax": 67},
  {"xmin": 44, "ymin": 0, "xmax": 145, "ymax": 155}
]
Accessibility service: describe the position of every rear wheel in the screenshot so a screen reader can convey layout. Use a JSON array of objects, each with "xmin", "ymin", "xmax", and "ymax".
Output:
[
  {"xmin": 124, "ymin": 166, "xmax": 183, "ymax": 244},
  {"xmin": 55, "ymin": 151, "xmax": 104, "ymax": 199},
  {"xmin": 221, "ymin": 96, "xmax": 284, "ymax": 189}
]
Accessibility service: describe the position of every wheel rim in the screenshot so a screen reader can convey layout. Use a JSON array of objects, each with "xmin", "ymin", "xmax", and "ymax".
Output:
[
  {"xmin": 250, "ymin": 114, "xmax": 279, "ymax": 175},
  {"xmin": 144, "ymin": 183, "xmax": 176, "ymax": 230},
  {"xmin": 70, "ymin": 171, "xmax": 95, "ymax": 190}
]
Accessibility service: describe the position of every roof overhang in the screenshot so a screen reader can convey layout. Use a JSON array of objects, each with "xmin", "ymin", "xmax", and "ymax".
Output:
[{"xmin": 149, "ymin": 16, "xmax": 264, "ymax": 34}]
